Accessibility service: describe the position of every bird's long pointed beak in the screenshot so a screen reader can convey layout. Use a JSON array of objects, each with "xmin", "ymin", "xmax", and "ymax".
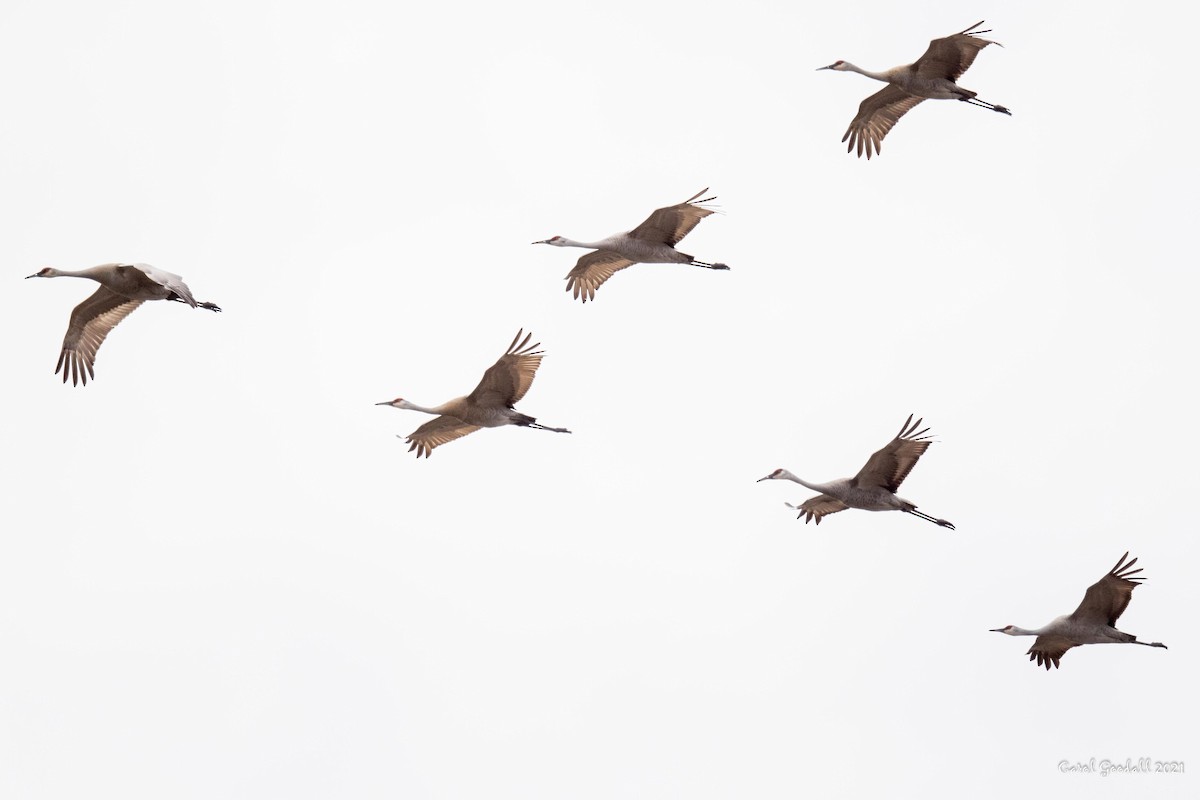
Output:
[
  {"xmin": 24, "ymin": 273, "xmax": 38, "ymax": 279},
  {"xmin": 375, "ymin": 401, "xmax": 393, "ymax": 406},
  {"xmin": 816, "ymin": 65, "xmax": 834, "ymax": 71},
  {"xmin": 988, "ymin": 628, "xmax": 1004, "ymax": 633},
  {"xmin": 756, "ymin": 475, "xmax": 772, "ymax": 482},
  {"xmin": 532, "ymin": 240, "xmax": 547, "ymax": 245}
]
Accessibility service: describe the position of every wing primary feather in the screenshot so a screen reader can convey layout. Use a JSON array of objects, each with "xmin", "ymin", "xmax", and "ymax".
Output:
[{"xmin": 506, "ymin": 329, "xmax": 524, "ymax": 354}]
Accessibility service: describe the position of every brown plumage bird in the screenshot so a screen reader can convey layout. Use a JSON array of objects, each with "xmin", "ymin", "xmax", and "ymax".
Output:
[
  {"xmin": 376, "ymin": 329, "xmax": 570, "ymax": 458},
  {"xmin": 533, "ymin": 189, "xmax": 729, "ymax": 302},
  {"xmin": 819, "ymin": 21, "xmax": 1011, "ymax": 158},
  {"xmin": 757, "ymin": 415, "xmax": 954, "ymax": 529},
  {"xmin": 991, "ymin": 553, "xmax": 1169, "ymax": 670},
  {"xmin": 26, "ymin": 262, "xmax": 221, "ymax": 386}
]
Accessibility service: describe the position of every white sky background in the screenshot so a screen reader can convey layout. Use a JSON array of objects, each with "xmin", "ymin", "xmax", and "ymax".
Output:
[{"xmin": 1, "ymin": 0, "xmax": 1197, "ymax": 797}]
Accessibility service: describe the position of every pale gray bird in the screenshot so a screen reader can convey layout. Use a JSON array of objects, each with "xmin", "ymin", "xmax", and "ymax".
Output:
[
  {"xmin": 26, "ymin": 262, "xmax": 221, "ymax": 386},
  {"xmin": 819, "ymin": 21, "xmax": 1011, "ymax": 158},
  {"xmin": 757, "ymin": 415, "xmax": 954, "ymax": 529},
  {"xmin": 991, "ymin": 553, "xmax": 1168, "ymax": 670},
  {"xmin": 376, "ymin": 329, "xmax": 570, "ymax": 458},
  {"xmin": 534, "ymin": 189, "xmax": 729, "ymax": 302}
]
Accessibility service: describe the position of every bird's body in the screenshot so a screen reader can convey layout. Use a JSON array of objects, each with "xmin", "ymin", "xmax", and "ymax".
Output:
[
  {"xmin": 376, "ymin": 329, "xmax": 570, "ymax": 458},
  {"xmin": 784, "ymin": 478, "xmax": 916, "ymax": 513},
  {"xmin": 992, "ymin": 553, "xmax": 1168, "ymax": 670},
  {"xmin": 758, "ymin": 415, "xmax": 954, "ymax": 529},
  {"xmin": 26, "ymin": 262, "xmax": 221, "ymax": 386},
  {"xmin": 534, "ymin": 188, "xmax": 729, "ymax": 302},
  {"xmin": 819, "ymin": 21, "xmax": 1011, "ymax": 158}
]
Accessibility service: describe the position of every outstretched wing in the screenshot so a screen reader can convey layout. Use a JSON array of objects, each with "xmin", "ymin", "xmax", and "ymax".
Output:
[
  {"xmin": 404, "ymin": 415, "xmax": 483, "ymax": 458},
  {"xmin": 565, "ymin": 251, "xmax": 637, "ymax": 303},
  {"xmin": 1070, "ymin": 552, "xmax": 1145, "ymax": 627},
  {"xmin": 55, "ymin": 287, "xmax": 144, "ymax": 386},
  {"xmin": 788, "ymin": 494, "xmax": 850, "ymax": 525},
  {"xmin": 628, "ymin": 188, "xmax": 718, "ymax": 246},
  {"xmin": 913, "ymin": 21, "xmax": 999, "ymax": 82},
  {"xmin": 842, "ymin": 85, "xmax": 926, "ymax": 159},
  {"xmin": 467, "ymin": 329, "xmax": 545, "ymax": 408},
  {"xmin": 1026, "ymin": 635, "xmax": 1079, "ymax": 671},
  {"xmin": 852, "ymin": 414, "xmax": 935, "ymax": 492}
]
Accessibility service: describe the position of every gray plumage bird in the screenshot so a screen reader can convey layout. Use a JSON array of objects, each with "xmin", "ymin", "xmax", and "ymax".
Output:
[
  {"xmin": 26, "ymin": 262, "xmax": 221, "ymax": 386},
  {"xmin": 819, "ymin": 21, "xmax": 1011, "ymax": 158},
  {"xmin": 758, "ymin": 415, "xmax": 954, "ymax": 529},
  {"xmin": 991, "ymin": 553, "xmax": 1169, "ymax": 670},
  {"xmin": 376, "ymin": 329, "xmax": 570, "ymax": 458},
  {"xmin": 534, "ymin": 189, "xmax": 729, "ymax": 302}
]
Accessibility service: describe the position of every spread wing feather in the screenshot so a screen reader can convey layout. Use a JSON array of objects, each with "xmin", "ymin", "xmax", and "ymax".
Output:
[
  {"xmin": 55, "ymin": 287, "xmax": 144, "ymax": 387},
  {"xmin": 404, "ymin": 416, "xmax": 483, "ymax": 458},
  {"xmin": 467, "ymin": 329, "xmax": 545, "ymax": 407},
  {"xmin": 1026, "ymin": 635, "xmax": 1078, "ymax": 671},
  {"xmin": 629, "ymin": 188, "xmax": 718, "ymax": 246},
  {"xmin": 564, "ymin": 251, "xmax": 637, "ymax": 303},
  {"xmin": 913, "ymin": 22, "xmax": 999, "ymax": 82},
  {"xmin": 842, "ymin": 86, "xmax": 926, "ymax": 159},
  {"xmin": 787, "ymin": 494, "xmax": 850, "ymax": 525},
  {"xmin": 852, "ymin": 414, "xmax": 935, "ymax": 492},
  {"xmin": 1071, "ymin": 552, "xmax": 1145, "ymax": 628}
]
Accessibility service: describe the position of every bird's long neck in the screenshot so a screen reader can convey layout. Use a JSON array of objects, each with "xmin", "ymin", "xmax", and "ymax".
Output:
[
  {"xmin": 1007, "ymin": 625, "xmax": 1047, "ymax": 637},
  {"xmin": 558, "ymin": 237, "xmax": 608, "ymax": 250},
  {"xmin": 780, "ymin": 472, "xmax": 836, "ymax": 494},
  {"xmin": 405, "ymin": 401, "xmax": 447, "ymax": 416},
  {"xmin": 843, "ymin": 62, "xmax": 894, "ymax": 83},
  {"xmin": 45, "ymin": 268, "xmax": 102, "ymax": 279}
]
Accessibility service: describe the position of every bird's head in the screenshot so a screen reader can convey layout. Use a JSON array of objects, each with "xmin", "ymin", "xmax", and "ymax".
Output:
[
  {"xmin": 757, "ymin": 468, "xmax": 790, "ymax": 482},
  {"xmin": 376, "ymin": 397, "xmax": 412, "ymax": 410},
  {"xmin": 25, "ymin": 267, "xmax": 57, "ymax": 279},
  {"xmin": 989, "ymin": 625, "xmax": 1018, "ymax": 636},
  {"xmin": 532, "ymin": 236, "xmax": 567, "ymax": 247},
  {"xmin": 817, "ymin": 60, "xmax": 849, "ymax": 71}
]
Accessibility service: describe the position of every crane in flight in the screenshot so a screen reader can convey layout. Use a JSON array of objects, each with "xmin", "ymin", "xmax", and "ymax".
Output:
[
  {"xmin": 991, "ymin": 553, "xmax": 1169, "ymax": 670},
  {"xmin": 26, "ymin": 262, "xmax": 221, "ymax": 386},
  {"xmin": 757, "ymin": 414, "xmax": 954, "ymax": 529},
  {"xmin": 376, "ymin": 329, "xmax": 570, "ymax": 458},
  {"xmin": 818, "ymin": 21, "xmax": 1011, "ymax": 159},
  {"xmin": 534, "ymin": 188, "xmax": 729, "ymax": 302}
]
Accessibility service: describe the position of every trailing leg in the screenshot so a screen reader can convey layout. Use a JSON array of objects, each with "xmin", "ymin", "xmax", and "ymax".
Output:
[{"xmin": 905, "ymin": 508, "xmax": 956, "ymax": 530}]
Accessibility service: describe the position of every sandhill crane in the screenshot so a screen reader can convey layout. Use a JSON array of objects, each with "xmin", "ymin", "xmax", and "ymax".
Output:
[
  {"xmin": 533, "ymin": 188, "xmax": 729, "ymax": 303},
  {"xmin": 26, "ymin": 262, "xmax": 221, "ymax": 386},
  {"xmin": 819, "ymin": 21, "xmax": 1011, "ymax": 158},
  {"xmin": 376, "ymin": 329, "xmax": 570, "ymax": 458},
  {"xmin": 991, "ymin": 553, "xmax": 1169, "ymax": 670},
  {"xmin": 757, "ymin": 415, "xmax": 954, "ymax": 529}
]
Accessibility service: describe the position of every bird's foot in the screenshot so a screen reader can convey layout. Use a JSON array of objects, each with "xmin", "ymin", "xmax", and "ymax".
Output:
[
  {"xmin": 709, "ymin": 263, "xmax": 731, "ymax": 270},
  {"xmin": 936, "ymin": 519, "xmax": 956, "ymax": 530},
  {"xmin": 199, "ymin": 301, "xmax": 222, "ymax": 312},
  {"xmin": 994, "ymin": 105, "xmax": 1012, "ymax": 115}
]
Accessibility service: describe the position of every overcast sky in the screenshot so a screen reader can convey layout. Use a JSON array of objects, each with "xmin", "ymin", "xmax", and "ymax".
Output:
[{"xmin": 1, "ymin": 1, "xmax": 1196, "ymax": 798}]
